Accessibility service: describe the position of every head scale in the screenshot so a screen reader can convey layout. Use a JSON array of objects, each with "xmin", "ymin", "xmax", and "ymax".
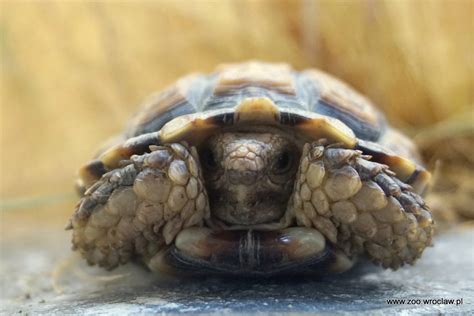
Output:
[{"xmin": 200, "ymin": 132, "xmax": 300, "ymax": 225}]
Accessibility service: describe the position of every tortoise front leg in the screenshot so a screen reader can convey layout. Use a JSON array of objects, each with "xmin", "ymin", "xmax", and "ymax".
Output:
[
  {"xmin": 68, "ymin": 143, "xmax": 210, "ymax": 271},
  {"xmin": 292, "ymin": 142, "xmax": 434, "ymax": 270}
]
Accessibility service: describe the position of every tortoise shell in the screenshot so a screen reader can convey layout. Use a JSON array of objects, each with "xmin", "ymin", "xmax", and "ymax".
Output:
[{"xmin": 82, "ymin": 62, "xmax": 429, "ymax": 194}]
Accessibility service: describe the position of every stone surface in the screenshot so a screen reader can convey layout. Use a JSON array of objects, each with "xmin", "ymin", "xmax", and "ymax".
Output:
[{"xmin": 1, "ymin": 225, "xmax": 473, "ymax": 315}]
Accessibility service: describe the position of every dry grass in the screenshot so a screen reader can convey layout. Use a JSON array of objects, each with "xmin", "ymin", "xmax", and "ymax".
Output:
[{"xmin": 1, "ymin": 0, "xmax": 473, "ymax": 226}]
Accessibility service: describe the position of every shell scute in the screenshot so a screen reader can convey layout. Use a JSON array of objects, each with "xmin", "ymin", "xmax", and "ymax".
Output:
[
  {"xmin": 302, "ymin": 69, "xmax": 384, "ymax": 141},
  {"xmin": 214, "ymin": 61, "xmax": 296, "ymax": 96},
  {"xmin": 82, "ymin": 61, "xmax": 428, "ymax": 196},
  {"xmin": 127, "ymin": 74, "xmax": 204, "ymax": 137},
  {"xmin": 234, "ymin": 97, "xmax": 281, "ymax": 123}
]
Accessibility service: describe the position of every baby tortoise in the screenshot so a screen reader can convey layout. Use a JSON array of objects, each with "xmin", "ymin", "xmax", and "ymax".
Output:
[{"xmin": 68, "ymin": 62, "xmax": 434, "ymax": 276}]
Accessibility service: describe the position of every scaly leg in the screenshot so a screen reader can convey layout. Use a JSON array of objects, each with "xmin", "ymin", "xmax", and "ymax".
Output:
[
  {"xmin": 68, "ymin": 143, "xmax": 210, "ymax": 271},
  {"xmin": 292, "ymin": 142, "xmax": 434, "ymax": 270}
]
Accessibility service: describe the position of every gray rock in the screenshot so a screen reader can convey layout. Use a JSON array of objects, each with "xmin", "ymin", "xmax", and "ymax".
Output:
[{"xmin": 1, "ymin": 229, "xmax": 473, "ymax": 315}]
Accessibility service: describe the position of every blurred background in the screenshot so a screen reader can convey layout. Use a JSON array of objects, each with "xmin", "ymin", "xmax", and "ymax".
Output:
[
  {"xmin": 0, "ymin": 0, "xmax": 473, "ymax": 310},
  {"xmin": 2, "ymin": 0, "xmax": 472, "ymax": 225}
]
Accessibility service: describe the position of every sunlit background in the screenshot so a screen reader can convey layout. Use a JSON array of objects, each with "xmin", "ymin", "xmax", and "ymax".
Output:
[{"xmin": 1, "ymin": 0, "xmax": 473, "ymax": 301}]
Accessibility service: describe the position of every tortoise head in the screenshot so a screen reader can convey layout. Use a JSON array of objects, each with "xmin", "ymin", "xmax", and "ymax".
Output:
[{"xmin": 200, "ymin": 132, "xmax": 300, "ymax": 225}]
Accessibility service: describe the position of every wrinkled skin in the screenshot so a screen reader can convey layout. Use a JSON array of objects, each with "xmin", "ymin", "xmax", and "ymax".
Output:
[{"xmin": 201, "ymin": 133, "xmax": 300, "ymax": 225}]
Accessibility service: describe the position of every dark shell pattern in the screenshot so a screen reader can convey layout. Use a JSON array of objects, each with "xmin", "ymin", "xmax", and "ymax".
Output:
[
  {"xmin": 82, "ymin": 62, "xmax": 430, "ymax": 194},
  {"xmin": 126, "ymin": 63, "xmax": 384, "ymax": 142}
]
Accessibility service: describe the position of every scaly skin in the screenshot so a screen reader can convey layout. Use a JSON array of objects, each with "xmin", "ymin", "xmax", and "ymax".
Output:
[
  {"xmin": 203, "ymin": 132, "xmax": 299, "ymax": 226},
  {"xmin": 68, "ymin": 140, "xmax": 434, "ymax": 273},
  {"xmin": 68, "ymin": 143, "xmax": 210, "ymax": 270},
  {"xmin": 291, "ymin": 142, "xmax": 434, "ymax": 269}
]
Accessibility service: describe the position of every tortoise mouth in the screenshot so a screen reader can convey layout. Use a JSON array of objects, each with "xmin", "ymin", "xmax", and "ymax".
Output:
[{"xmin": 207, "ymin": 189, "xmax": 289, "ymax": 226}]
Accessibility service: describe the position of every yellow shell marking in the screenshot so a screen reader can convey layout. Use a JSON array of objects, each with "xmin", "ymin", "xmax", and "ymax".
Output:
[
  {"xmin": 159, "ymin": 111, "xmax": 222, "ymax": 144},
  {"xmin": 234, "ymin": 97, "xmax": 280, "ymax": 123},
  {"xmin": 295, "ymin": 113, "xmax": 357, "ymax": 148}
]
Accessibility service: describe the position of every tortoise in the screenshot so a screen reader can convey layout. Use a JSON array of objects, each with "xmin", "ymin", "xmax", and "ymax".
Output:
[{"xmin": 67, "ymin": 61, "xmax": 434, "ymax": 276}]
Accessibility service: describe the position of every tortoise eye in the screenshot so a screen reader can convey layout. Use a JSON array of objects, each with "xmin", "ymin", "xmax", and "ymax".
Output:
[
  {"xmin": 273, "ymin": 150, "xmax": 293, "ymax": 174},
  {"xmin": 201, "ymin": 147, "xmax": 218, "ymax": 170}
]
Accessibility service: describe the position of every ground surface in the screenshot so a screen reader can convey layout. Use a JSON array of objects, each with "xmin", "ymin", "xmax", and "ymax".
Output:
[{"xmin": 1, "ymin": 205, "xmax": 472, "ymax": 315}]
